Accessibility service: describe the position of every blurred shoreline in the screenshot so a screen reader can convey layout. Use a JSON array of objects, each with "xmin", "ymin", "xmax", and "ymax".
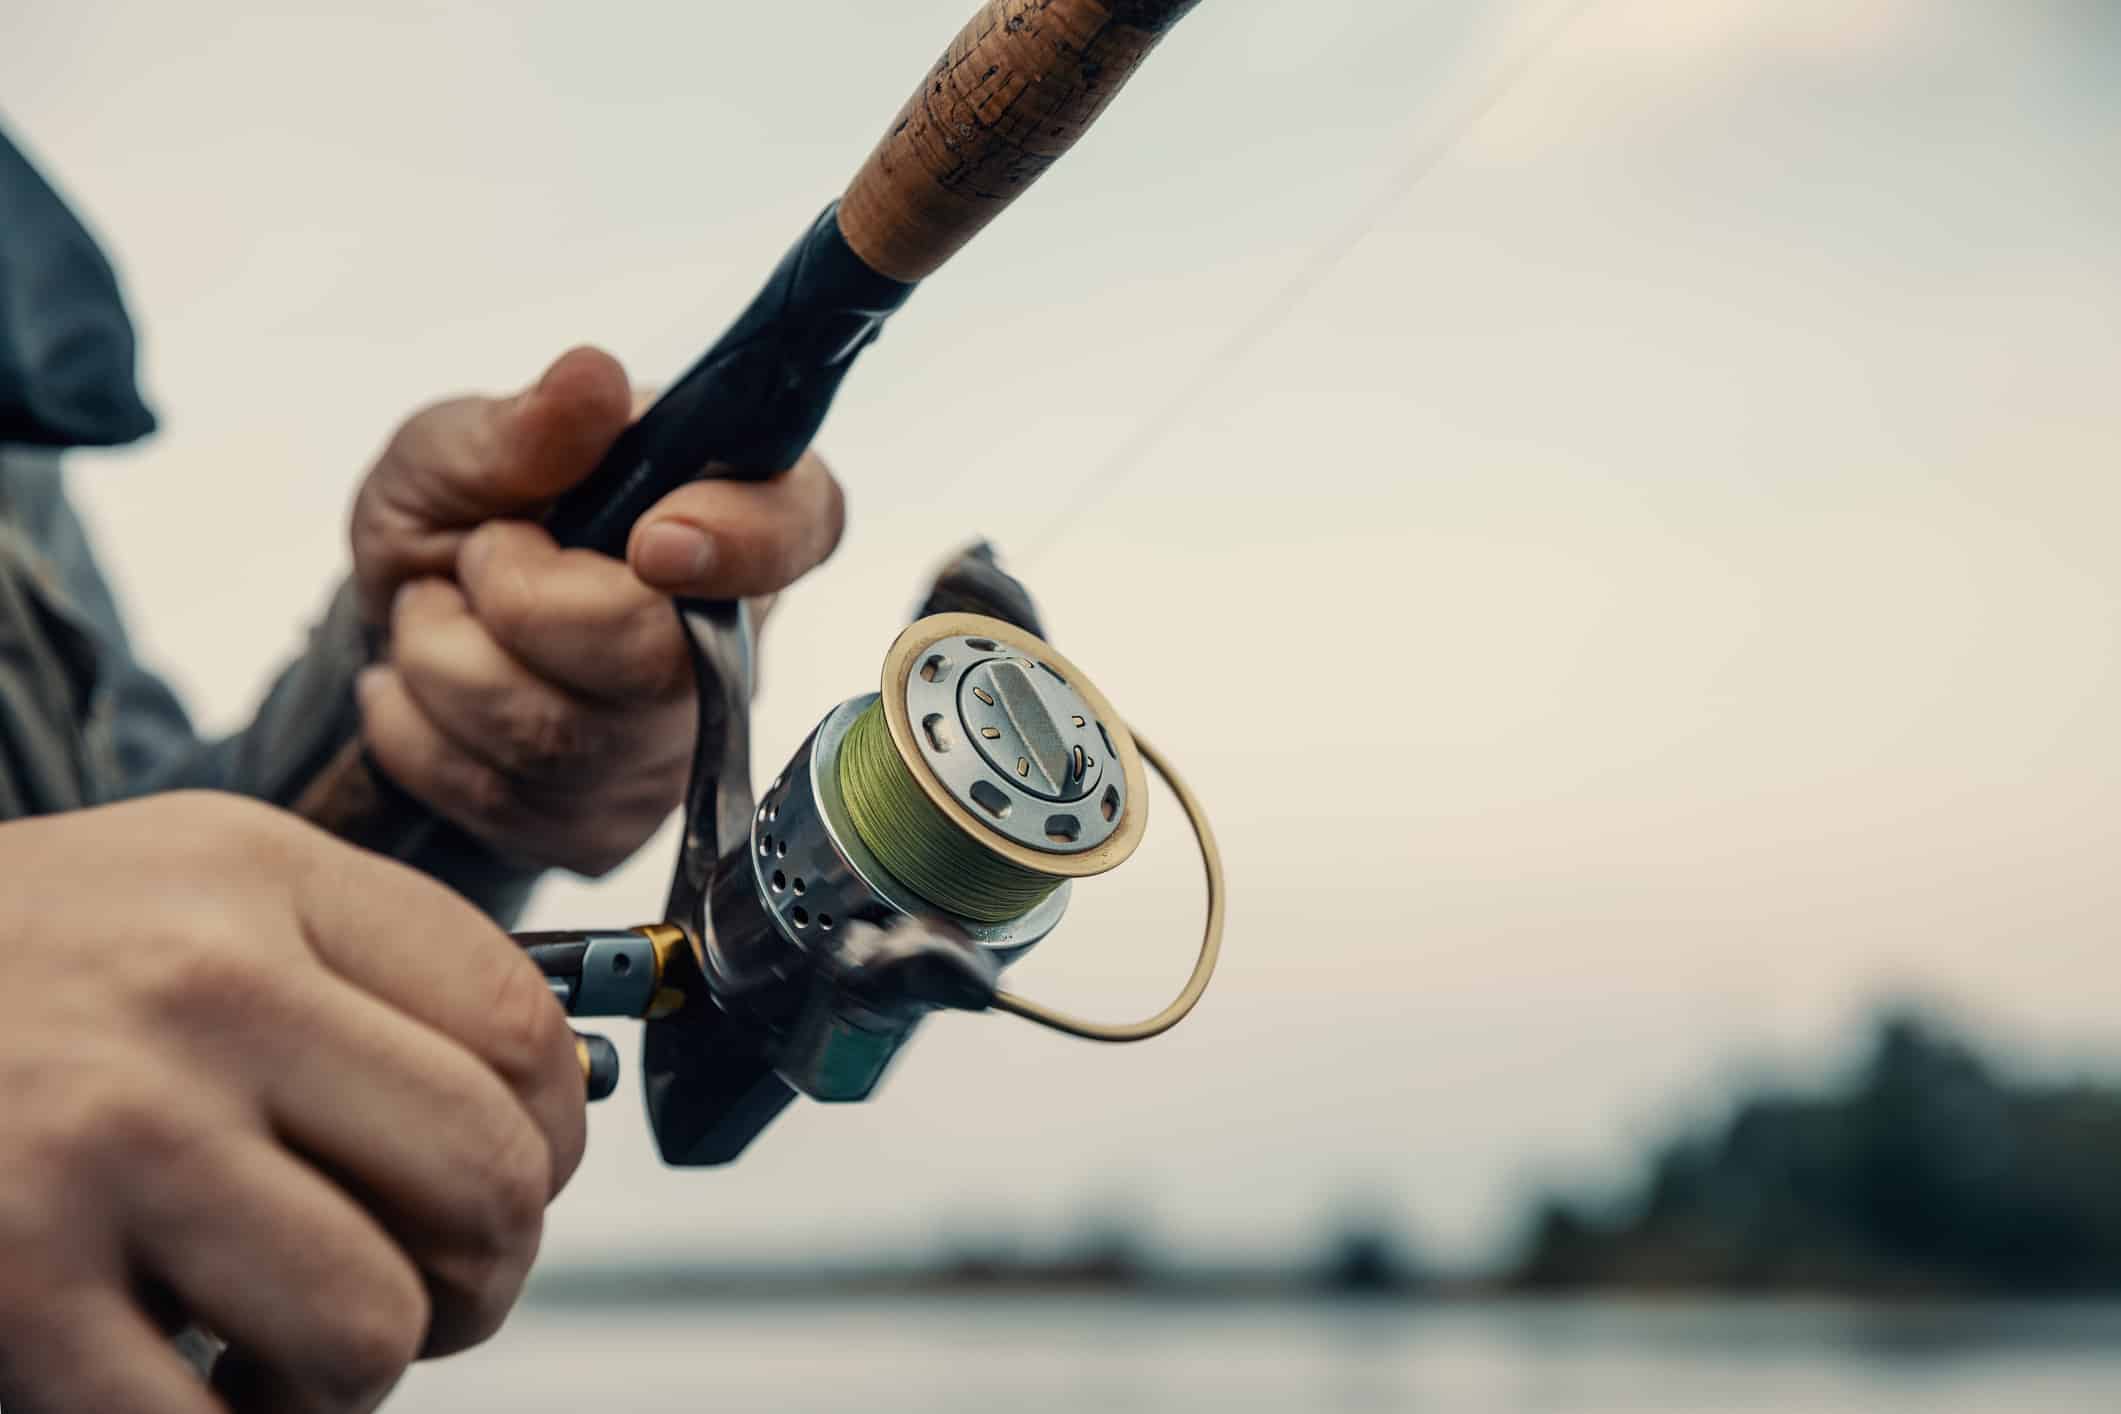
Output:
[{"xmin": 533, "ymin": 1009, "xmax": 2121, "ymax": 1310}]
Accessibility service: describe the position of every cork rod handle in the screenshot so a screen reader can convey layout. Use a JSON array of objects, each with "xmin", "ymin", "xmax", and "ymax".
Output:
[{"xmin": 837, "ymin": 0, "xmax": 1203, "ymax": 283}]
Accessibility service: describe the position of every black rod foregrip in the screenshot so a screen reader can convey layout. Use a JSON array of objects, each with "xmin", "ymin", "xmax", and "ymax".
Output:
[{"xmin": 539, "ymin": 203, "xmax": 915, "ymax": 557}]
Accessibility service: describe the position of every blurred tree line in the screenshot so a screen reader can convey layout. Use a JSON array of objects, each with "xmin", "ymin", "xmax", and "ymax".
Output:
[{"xmin": 1515, "ymin": 1012, "xmax": 2121, "ymax": 1295}]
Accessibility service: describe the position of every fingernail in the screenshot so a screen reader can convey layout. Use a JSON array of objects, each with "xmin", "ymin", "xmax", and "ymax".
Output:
[{"xmin": 635, "ymin": 521, "xmax": 715, "ymax": 585}]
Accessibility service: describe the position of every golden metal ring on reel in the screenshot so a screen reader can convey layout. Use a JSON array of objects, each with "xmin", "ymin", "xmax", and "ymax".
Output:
[{"xmin": 875, "ymin": 613, "xmax": 1150, "ymax": 880}]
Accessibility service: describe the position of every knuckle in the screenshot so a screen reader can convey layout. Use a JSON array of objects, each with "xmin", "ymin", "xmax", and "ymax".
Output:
[
  {"xmin": 766, "ymin": 533, "xmax": 809, "ymax": 591},
  {"xmin": 140, "ymin": 929, "xmax": 281, "ymax": 1032},
  {"xmin": 468, "ymin": 1117, "xmax": 550, "ymax": 1264},
  {"xmin": 617, "ymin": 612, "xmax": 692, "ymax": 704},
  {"xmin": 423, "ymin": 1258, "xmax": 528, "ymax": 1355},
  {"xmin": 423, "ymin": 1106, "xmax": 546, "ymax": 1352},
  {"xmin": 546, "ymin": 1079, "xmax": 590, "ymax": 1191},
  {"xmin": 450, "ymin": 758, "xmax": 519, "ymax": 823},
  {"xmin": 157, "ymin": 788, "xmax": 292, "ymax": 852},
  {"xmin": 812, "ymin": 459, "xmax": 847, "ymax": 561},
  {"xmin": 1, "ymin": 1285, "xmax": 125, "ymax": 1405},
  {"xmin": 347, "ymin": 478, "xmax": 395, "ymax": 568},
  {"xmin": 485, "ymin": 954, "xmax": 572, "ymax": 1091},
  {"xmin": 388, "ymin": 577, "xmax": 447, "ymax": 637},
  {"xmin": 495, "ymin": 698, "xmax": 593, "ymax": 777},
  {"xmin": 474, "ymin": 556, "xmax": 542, "ymax": 643},
  {"xmin": 318, "ymin": 1264, "xmax": 428, "ymax": 1404},
  {"xmin": 422, "ymin": 1225, "xmax": 534, "ymax": 1354},
  {"xmin": 481, "ymin": 1125, "xmax": 552, "ymax": 1246},
  {"xmin": 11, "ymin": 1070, "xmax": 144, "ymax": 1209},
  {"xmin": 96, "ymin": 1088, "xmax": 216, "ymax": 1182}
]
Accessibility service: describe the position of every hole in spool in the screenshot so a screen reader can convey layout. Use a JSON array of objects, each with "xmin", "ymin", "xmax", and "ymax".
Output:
[
  {"xmin": 919, "ymin": 653, "xmax": 949, "ymax": 683},
  {"xmin": 969, "ymin": 780, "xmax": 1012, "ymax": 819},
  {"xmin": 965, "ymin": 637, "xmax": 997, "ymax": 652},
  {"xmin": 758, "ymin": 836, "xmax": 771, "ymax": 857},
  {"xmin": 1045, "ymin": 813, "xmax": 1081, "ymax": 844},
  {"xmin": 1100, "ymin": 786, "xmax": 1120, "ymax": 823},
  {"xmin": 922, "ymin": 712, "xmax": 954, "ymax": 753},
  {"xmin": 1038, "ymin": 660, "xmax": 1068, "ymax": 687},
  {"xmin": 1098, "ymin": 722, "xmax": 1117, "ymax": 759},
  {"xmin": 612, "ymin": 952, "xmax": 633, "ymax": 975},
  {"xmin": 792, "ymin": 908, "xmax": 810, "ymax": 929},
  {"xmin": 775, "ymin": 839, "xmax": 788, "ymax": 859},
  {"xmin": 771, "ymin": 870, "xmax": 787, "ymax": 893},
  {"xmin": 819, "ymin": 914, "xmax": 835, "ymax": 932},
  {"xmin": 792, "ymin": 877, "xmax": 807, "ymax": 896}
]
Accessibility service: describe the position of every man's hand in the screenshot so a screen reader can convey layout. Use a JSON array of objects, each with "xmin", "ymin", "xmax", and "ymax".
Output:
[
  {"xmin": 0, "ymin": 793, "xmax": 586, "ymax": 1414},
  {"xmin": 349, "ymin": 346, "xmax": 844, "ymax": 874}
]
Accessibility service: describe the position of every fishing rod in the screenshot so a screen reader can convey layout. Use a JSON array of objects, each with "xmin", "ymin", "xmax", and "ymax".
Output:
[{"xmin": 291, "ymin": 0, "xmax": 1226, "ymax": 1165}]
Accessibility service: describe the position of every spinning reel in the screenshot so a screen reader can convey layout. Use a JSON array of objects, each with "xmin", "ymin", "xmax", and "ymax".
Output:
[{"xmin": 517, "ymin": 546, "xmax": 1223, "ymax": 1164}]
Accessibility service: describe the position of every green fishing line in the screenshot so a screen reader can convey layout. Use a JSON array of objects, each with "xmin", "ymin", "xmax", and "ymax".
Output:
[{"xmin": 837, "ymin": 700, "xmax": 1063, "ymax": 924}]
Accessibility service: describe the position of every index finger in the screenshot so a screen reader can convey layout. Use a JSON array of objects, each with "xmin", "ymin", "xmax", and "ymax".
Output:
[{"xmin": 626, "ymin": 449, "xmax": 845, "ymax": 599}]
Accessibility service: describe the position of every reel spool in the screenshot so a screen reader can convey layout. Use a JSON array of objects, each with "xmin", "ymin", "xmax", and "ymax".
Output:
[
  {"xmin": 755, "ymin": 614, "xmax": 1143, "ymax": 950},
  {"xmin": 743, "ymin": 611, "xmax": 1220, "ymax": 1053}
]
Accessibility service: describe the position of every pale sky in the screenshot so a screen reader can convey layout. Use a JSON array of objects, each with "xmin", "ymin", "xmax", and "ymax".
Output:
[{"xmin": 6, "ymin": 0, "xmax": 2119, "ymax": 1272}]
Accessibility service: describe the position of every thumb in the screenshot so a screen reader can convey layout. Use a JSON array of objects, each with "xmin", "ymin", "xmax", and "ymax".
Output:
[
  {"xmin": 480, "ymin": 346, "xmax": 636, "ymax": 508},
  {"xmin": 352, "ymin": 347, "xmax": 633, "ymax": 622}
]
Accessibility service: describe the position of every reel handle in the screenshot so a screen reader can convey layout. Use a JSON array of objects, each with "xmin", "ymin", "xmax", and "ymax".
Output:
[
  {"xmin": 574, "ymin": 1033, "xmax": 621, "ymax": 1102},
  {"xmin": 517, "ymin": 926, "xmax": 694, "ymax": 1103}
]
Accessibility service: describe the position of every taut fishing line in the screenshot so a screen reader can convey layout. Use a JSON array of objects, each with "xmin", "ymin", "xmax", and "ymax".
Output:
[{"xmin": 1021, "ymin": 0, "xmax": 1604, "ymax": 564}]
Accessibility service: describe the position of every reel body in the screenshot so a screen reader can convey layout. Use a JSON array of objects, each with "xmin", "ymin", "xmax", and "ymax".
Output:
[{"xmin": 521, "ymin": 549, "xmax": 1217, "ymax": 1166}]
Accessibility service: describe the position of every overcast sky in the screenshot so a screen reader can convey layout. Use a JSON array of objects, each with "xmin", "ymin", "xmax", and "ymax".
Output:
[{"xmin": 6, "ymin": 0, "xmax": 2119, "ymax": 1274}]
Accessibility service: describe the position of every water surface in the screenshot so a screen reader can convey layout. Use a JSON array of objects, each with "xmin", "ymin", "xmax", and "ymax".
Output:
[{"xmin": 390, "ymin": 1297, "xmax": 2121, "ymax": 1412}]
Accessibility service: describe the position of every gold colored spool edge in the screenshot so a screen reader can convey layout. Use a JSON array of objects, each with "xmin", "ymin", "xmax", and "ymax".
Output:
[{"xmin": 879, "ymin": 613, "xmax": 1149, "ymax": 880}]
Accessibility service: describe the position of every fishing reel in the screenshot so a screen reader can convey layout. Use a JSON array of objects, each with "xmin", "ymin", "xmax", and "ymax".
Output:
[{"xmin": 519, "ymin": 546, "xmax": 1223, "ymax": 1165}]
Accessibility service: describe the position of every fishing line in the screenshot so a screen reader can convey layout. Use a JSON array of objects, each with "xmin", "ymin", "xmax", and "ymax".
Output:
[
  {"xmin": 838, "ymin": 698, "xmax": 1066, "ymax": 923},
  {"xmin": 1021, "ymin": 0, "xmax": 1604, "ymax": 564}
]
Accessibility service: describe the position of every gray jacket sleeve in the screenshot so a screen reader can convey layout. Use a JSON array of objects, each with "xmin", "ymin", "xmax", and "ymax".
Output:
[
  {"xmin": 9, "ymin": 453, "xmax": 541, "ymax": 925},
  {"xmin": 132, "ymin": 579, "xmax": 544, "ymax": 927}
]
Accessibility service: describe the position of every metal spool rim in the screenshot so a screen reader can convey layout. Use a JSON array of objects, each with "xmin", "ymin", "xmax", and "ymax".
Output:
[{"xmin": 878, "ymin": 613, "xmax": 1149, "ymax": 879}]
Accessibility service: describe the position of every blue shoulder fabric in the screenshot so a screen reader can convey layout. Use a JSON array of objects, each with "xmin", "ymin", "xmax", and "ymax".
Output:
[{"xmin": 0, "ymin": 124, "xmax": 156, "ymax": 449}]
